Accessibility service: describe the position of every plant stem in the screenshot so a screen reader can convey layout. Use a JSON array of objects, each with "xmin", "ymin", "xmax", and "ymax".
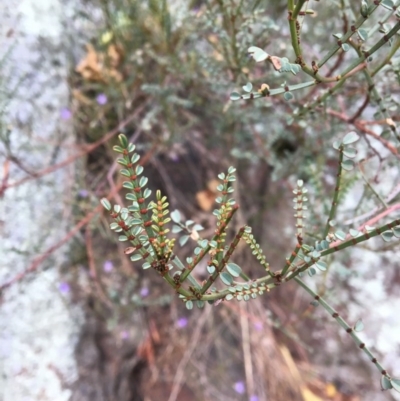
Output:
[
  {"xmin": 295, "ymin": 277, "xmax": 392, "ymax": 378},
  {"xmin": 323, "ymin": 147, "xmax": 344, "ymax": 238}
]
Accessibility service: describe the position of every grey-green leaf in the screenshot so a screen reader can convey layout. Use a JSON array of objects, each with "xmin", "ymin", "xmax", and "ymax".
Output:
[
  {"xmin": 381, "ymin": 375, "xmax": 393, "ymax": 391},
  {"xmin": 315, "ymin": 261, "xmax": 327, "ymax": 271},
  {"xmin": 179, "ymin": 235, "xmax": 190, "ymax": 246},
  {"xmin": 343, "ymin": 131, "xmax": 360, "ymax": 145},
  {"xmin": 220, "ymin": 272, "xmax": 233, "ymax": 285},
  {"xmin": 226, "ymin": 262, "xmax": 242, "ymax": 277},
  {"xmin": 381, "ymin": 231, "xmax": 394, "ymax": 242},
  {"xmin": 354, "ymin": 318, "xmax": 364, "ymax": 332},
  {"xmin": 101, "ymin": 198, "xmax": 111, "ymax": 211},
  {"xmin": 230, "ymin": 92, "xmax": 242, "ymax": 101},
  {"xmin": 248, "ymin": 46, "xmax": 269, "ymax": 62},
  {"xmin": 171, "ymin": 209, "xmax": 181, "ymax": 223},
  {"xmin": 243, "ymin": 82, "xmax": 253, "ymax": 92},
  {"xmin": 186, "ymin": 300, "xmax": 193, "ymax": 310},
  {"xmin": 391, "ymin": 378, "xmax": 400, "ymax": 393},
  {"xmin": 334, "ymin": 230, "xmax": 347, "ymax": 241},
  {"xmin": 341, "ymin": 160, "xmax": 355, "ymax": 171}
]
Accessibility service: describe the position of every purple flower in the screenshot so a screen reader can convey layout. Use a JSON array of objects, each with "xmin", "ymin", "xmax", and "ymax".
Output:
[
  {"xmin": 253, "ymin": 321, "xmax": 263, "ymax": 331},
  {"xmin": 176, "ymin": 317, "xmax": 188, "ymax": 328},
  {"xmin": 140, "ymin": 287, "xmax": 149, "ymax": 297},
  {"xmin": 250, "ymin": 396, "xmax": 259, "ymax": 401},
  {"xmin": 96, "ymin": 93, "xmax": 108, "ymax": 105},
  {"xmin": 58, "ymin": 282, "xmax": 70, "ymax": 294},
  {"xmin": 60, "ymin": 108, "xmax": 72, "ymax": 120},
  {"xmin": 103, "ymin": 260, "xmax": 113, "ymax": 272},
  {"xmin": 120, "ymin": 330, "xmax": 129, "ymax": 339},
  {"xmin": 234, "ymin": 381, "xmax": 246, "ymax": 394},
  {"xmin": 78, "ymin": 189, "xmax": 89, "ymax": 198}
]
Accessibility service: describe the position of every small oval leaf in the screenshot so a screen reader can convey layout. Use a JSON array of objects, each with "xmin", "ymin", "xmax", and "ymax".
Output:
[
  {"xmin": 381, "ymin": 231, "xmax": 394, "ymax": 242},
  {"xmin": 230, "ymin": 91, "xmax": 242, "ymax": 101},
  {"xmin": 226, "ymin": 262, "xmax": 242, "ymax": 277},
  {"xmin": 354, "ymin": 318, "xmax": 364, "ymax": 332},
  {"xmin": 220, "ymin": 272, "xmax": 233, "ymax": 285},
  {"xmin": 343, "ymin": 131, "xmax": 360, "ymax": 145},
  {"xmin": 242, "ymin": 82, "xmax": 253, "ymax": 92}
]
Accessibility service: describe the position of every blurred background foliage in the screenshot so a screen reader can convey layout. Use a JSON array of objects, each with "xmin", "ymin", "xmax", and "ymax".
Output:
[{"xmin": 28, "ymin": 0, "xmax": 400, "ymax": 400}]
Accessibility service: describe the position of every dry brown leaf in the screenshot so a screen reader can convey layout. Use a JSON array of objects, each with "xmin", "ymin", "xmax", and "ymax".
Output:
[
  {"xmin": 71, "ymin": 89, "xmax": 92, "ymax": 105},
  {"xmin": 302, "ymin": 387, "xmax": 324, "ymax": 401},
  {"xmin": 76, "ymin": 43, "xmax": 123, "ymax": 82},
  {"xmin": 207, "ymin": 179, "xmax": 219, "ymax": 193},
  {"xmin": 196, "ymin": 189, "xmax": 216, "ymax": 211},
  {"xmin": 270, "ymin": 56, "xmax": 282, "ymax": 71}
]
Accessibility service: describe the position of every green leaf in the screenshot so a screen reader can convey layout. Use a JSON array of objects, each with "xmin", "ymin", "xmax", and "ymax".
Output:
[
  {"xmin": 101, "ymin": 198, "xmax": 111, "ymax": 211},
  {"xmin": 381, "ymin": 375, "xmax": 393, "ymax": 390},
  {"xmin": 308, "ymin": 267, "xmax": 316, "ymax": 276},
  {"xmin": 130, "ymin": 254, "xmax": 142, "ymax": 262},
  {"xmin": 248, "ymin": 46, "xmax": 269, "ymax": 62},
  {"xmin": 186, "ymin": 300, "xmax": 193, "ymax": 310},
  {"xmin": 196, "ymin": 301, "xmax": 205, "ymax": 308},
  {"xmin": 225, "ymin": 293, "xmax": 234, "ymax": 301},
  {"xmin": 334, "ymin": 230, "xmax": 347, "ymax": 240},
  {"xmin": 357, "ymin": 28, "xmax": 368, "ymax": 41},
  {"xmin": 381, "ymin": 0, "xmax": 394, "ymax": 10},
  {"xmin": 179, "ymin": 235, "xmax": 190, "ymax": 246},
  {"xmin": 343, "ymin": 147, "xmax": 357, "ymax": 158},
  {"xmin": 343, "ymin": 131, "xmax": 360, "ymax": 145},
  {"xmin": 139, "ymin": 176, "xmax": 148, "ymax": 187},
  {"xmin": 320, "ymin": 240, "xmax": 330, "ymax": 250},
  {"xmin": 131, "ymin": 153, "xmax": 140, "ymax": 164},
  {"xmin": 354, "ymin": 318, "xmax": 364, "ymax": 332},
  {"xmin": 172, "ymin": 225, "xmax": 183, "ymax": 233},
  {"xmin": 226, "ymin": 263, "xmax": 242, "ymax": 277},
  {"xmin": 381, "ymin": 231, "xmax": 394, "ymax": 242},
  {"xmin": 315, "ymin": 261, "xmax": 327, "ymax": 271},
  {"xmin": 391, "ymin": 378, "xmax": 400, "ymax": 393},
  {"xmin": 349, "ymin": 229, "xmax": 361, "ymax": 237},
  {"xmin": 220, "ymin": 272, "xmax": 233, "ymax": 285},
  {"xmin": 142, "ymin": 262, "xmax": 151, "ymax": 269},
  {"xmin": 392, "ymin": 227, "xmax": 400, "ymax": 238},
  {"xmin": 118, "ymin": 134, "xmax": 128, "ymax": 148},
  {"xmin": 143, "ymin": 188, "xmax": 152, "ymax": 199},
  {"xmin": 283, "ymin": 91, "xmax": 294, "ymax": 101},
  {"xmin": 242, "ymin": 82, "xmax": 253, "ymax": 92},
  {"xmin": 207, "ymin": 265, "xmax": 216, "ymax": 274},
  {"xmin": 230, "ymin": 92, "xmax": 242, "ymax": 101},
  {"xmin": 341, "ymin": 43, "xmax": 350, "ymax": 52},
  {"xmin": 341, "ymin": 160, "xmax": 355, "ymax": 171},
  {"xmin": 123, "ymin": 181, "xmax": 134, "ymax": 189},
  {"xmin": 171, "ymin": 209, "xmax": 181, "ymax": 223},
  {"xmin": 113, "ymin": 145, "xmax": 124, "ymax": 153},
  {"xmin": 193, "ymin": 224, "xmax": 204, "ymax": 231},
  {"xmin": 332, "ymin": 140, "xmax": 341, "ymax": 150}
]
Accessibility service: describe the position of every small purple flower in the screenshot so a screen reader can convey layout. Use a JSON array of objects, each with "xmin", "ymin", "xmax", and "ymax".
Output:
[
  {"xmin": 140, "ymin": 287, "xmax": 149, "ymax": 297},
  {"xmin": 250, "ymin": 396, "xmax": 259, "ymax": 401},
  {"xmin": 176, "ymin": 317, "xmax": 188, "ymax": 328},
  {"xmin": 58, "ymin": 282, "xmax": 70, "ymax": 294},
  {"xmin": 234, "ymin": 381, "xmax": 246, "ymax": 394},
  {"xmin": 253, "ymin": 321, "xmax": 263, "ymax": 331},
  {"xmin": 103, "ymin": 260, "xmax": 113, "ymax": 272},
  {"xmin": 60, "ymin": 108, "xmax": 72, "ymax": 120},
  {"xmin": 120, "ymin": 330, "xmax": 129, "ymax": 340},
  {"xmin": 78, "ymin": 189, "xmax": 89, "ymax": 198},
  {"xmin": 96, "ymin": 93, "xmax": 108, "ymax": 105}
]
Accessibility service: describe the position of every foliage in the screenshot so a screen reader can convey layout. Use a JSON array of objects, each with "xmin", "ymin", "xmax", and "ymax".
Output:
[{"xmin": 75, "ymin": 0, "xmax": 400, "ymax": 394}]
